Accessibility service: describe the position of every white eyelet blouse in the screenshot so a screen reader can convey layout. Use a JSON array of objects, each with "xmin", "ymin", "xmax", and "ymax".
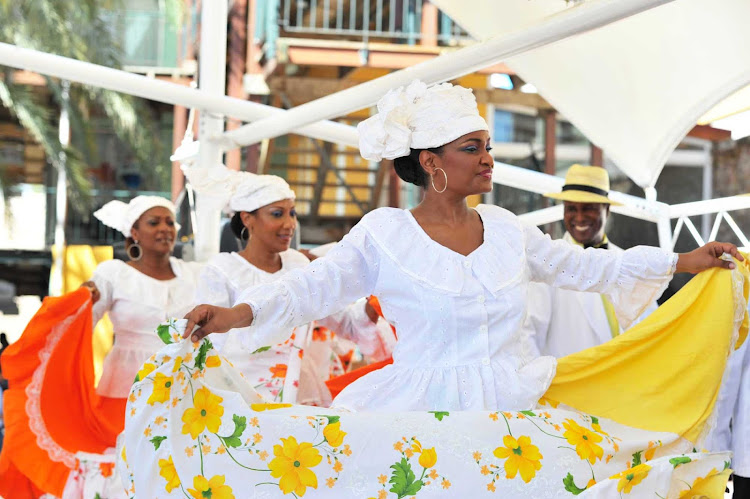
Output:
[{"xmin": 236, "ymin": 205, "xmax": 676, "ymax": 412}]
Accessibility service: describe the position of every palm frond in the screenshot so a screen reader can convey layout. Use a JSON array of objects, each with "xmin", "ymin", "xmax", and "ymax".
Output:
[{"xmin": 0, "ymin": 74, "xmax": 91, "ymax": 209}]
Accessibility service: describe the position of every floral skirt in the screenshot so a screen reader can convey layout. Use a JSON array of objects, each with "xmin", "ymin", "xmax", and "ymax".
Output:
[{"xmin": 118, "ymin": 263, "xmax": 749, "ymax": 498}]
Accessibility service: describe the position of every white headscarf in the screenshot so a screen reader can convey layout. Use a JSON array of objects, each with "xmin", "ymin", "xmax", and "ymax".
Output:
[
  {"xmin": 357, "ymin": 80, "xmax": 489, "ymax": 161},
  {"xmin": 181, "ymin": 165, "xmax": 295, "ymax": 214},
  {"xmin": 93, "ymin": 196, "xmax": 179, "ymax": 238}
]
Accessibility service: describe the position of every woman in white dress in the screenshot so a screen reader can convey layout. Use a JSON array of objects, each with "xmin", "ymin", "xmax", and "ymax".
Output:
[
  {"xmin": 183, "ymin": 81, "xmax": 740, "ymax": 413},
  {"xmin": 83, "ymin": 196, "xmax": 202, "ymax": 398},
  {"xmin": 183, "ymin": 166, "xmax": 394, "ymax": 405},
  {"xmin": 119, "ymin": 81, "xmax": 746, "ymax": 498}
]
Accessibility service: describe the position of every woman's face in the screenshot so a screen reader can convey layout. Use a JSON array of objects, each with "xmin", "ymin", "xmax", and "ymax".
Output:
[
  {"xmin": 130, "ymin": 206, "xmax": 177, "ymax": 256},
  {"xmin": 243, "ymin": 199, "xmax": 297, "ymax": 253},
  {"xmin": 422, "ymin": 130, "xmax": 494, "ymax": 196}
]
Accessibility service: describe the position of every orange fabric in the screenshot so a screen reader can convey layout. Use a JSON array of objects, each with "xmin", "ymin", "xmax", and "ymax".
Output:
[
  {"xmin": 0, "ymin": 288, "xmax": 125, "ymax": 497},
  {"xmin": 326, "ymin": 358, "xmax": 393, "ymax": 399}
]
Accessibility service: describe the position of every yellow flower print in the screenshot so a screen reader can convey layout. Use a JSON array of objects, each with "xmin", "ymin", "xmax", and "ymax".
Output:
[
  {"xmin": 342, "ymin": 444, "xmax": 352, "ymax": 456},
  {"xmin": 172, "ymin": 356, "xmax": 183, "ymax": 372},
  {"xmin": 441, "ymin": 478, "xmax": 451, "ymax": 489},
  {"xmin": 259, "ymin": 450, "xmax": 269, "ymax": 461},
  {"xmin": 405, "ymin": 448, "xmax": 414, "ymax": 458},
  {"xmin": 378, "ymin": 474, "xmax": 387, "ymax": 485},
  {"xmin": 493, "ymin": 435, "xmax": 543, "ymax": 483},
  {"xmin": 120, "ymin": 445, "xmax": 127, "ymax": 464},
  {"xmin": 419, "ymin": 447, "xmax": 438, "ymax": 469},
  {"xmin": 253, "ymin": 433, "xmax": 263, "ymax": 444},
  {"xmin": 378, "ymin": 490, "xmax": 387, "ymax": 499},
  {"xmin": 644, "ymin": 440, "xmax": 661, "ymax": 461},
  {"xmin": 480, "ymin": 465, "xmax": 490, "ymax": 476},
  {"xmin": 487, "ymin": 482, "xmax": 496, "ymax": 492},
  {"xmin": 181, "ymin": 386, "xmax": 225, "ymax": 439},
  {"xmin": 393, "ymin": 441, "xmax": 404, "ymax": 452},
  {"xmin": 185, "ymin": 446, "xmax": 195, "ymax": 457},
  {"xmin": 428, "ymin": 469, "xmax": 438, "ymax": 480},
  {"xmin": 489, "ymin": 413, "xmax": 499, "ymax": 421},
  {"xmin": 326, "ymin": 477, "xmax": 336, "ymax": 488},
  {"xmin": 136, "ymin": 363, "xmax": 156, "ymax": 381},
  {"xmin": 610, "ymin": 463, "xmax": 651, "ymax": 494},
  {"xmin": 323, "ymin": 421, "xmax": 347, "ymax": 447},
  {"xmin": 332, "ymin": 460, "xmax": 343, "ymax": 473},
  {"xmin": 678, "ymin": 468, "xmax": 732, "ymax": 498},
  {"xmin": 158, "ymin": 456, "xmax": 180, "ymax": 493},
  {"xmin": 250, "ymin": 403, "xmax": 293, "ymax": 412},
  {"xmin": 206, "ymin": 355, "xmax": 221, "ymax": 368},
  {"xmin": 148, "ymin": 373, "xmax": 174, "ymax": 405},
  {"xmin": 562, "ymin": 419, "xmax": 604, "ymax": 464},
  {"xmin": 269, "ymin": 436, "xmax": 322, "ymax": 496},
  {"xmin": 473, "ymin": 451, "xmax": 482, "ymax": 461},
  {"xmin": 187, "ymin": 475, "xmax": 235, "ymax": 499}
]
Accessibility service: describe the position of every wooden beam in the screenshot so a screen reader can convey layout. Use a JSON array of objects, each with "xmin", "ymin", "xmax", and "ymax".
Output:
[
  {"xmin": 590, "ymin": 144, "xmax": 603, "ymax": 166},
  {"xmin": 226, "ymin": 0, "xmax": 247, "ymax": 171},
  {"xmin": 268, "ymin": 76, "xmax": 548, "ymax": 108},
  {"xmin": 687, "ymin": 124, "xmax": 731, "ymax": 142},
  {"xmin": 278, "ymin": 39, "xmax": 513, "ymax": 75}
]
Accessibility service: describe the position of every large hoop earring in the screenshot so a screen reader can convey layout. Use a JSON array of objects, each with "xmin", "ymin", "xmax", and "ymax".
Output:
[
  {"xmin": 240, "ymin": 226, "xmax": 249, "ymax": 241},
  {"xmin": 431, "ymin": 168, "xmax": 447, "ymax": 193},
  {"xmin": 127, "ymin": 240, "xmax": 142, "ymax": 261}
]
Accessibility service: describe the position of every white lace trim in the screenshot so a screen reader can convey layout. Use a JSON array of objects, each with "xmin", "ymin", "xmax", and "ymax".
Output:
[{"xmin": 25, "ymin": 301, "xmax": 89, "ymax": 468}]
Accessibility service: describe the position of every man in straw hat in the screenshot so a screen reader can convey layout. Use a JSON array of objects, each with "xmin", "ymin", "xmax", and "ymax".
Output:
[{"xmin": 524, "ymin": 164, "xmax": 657, "ymax": 358}]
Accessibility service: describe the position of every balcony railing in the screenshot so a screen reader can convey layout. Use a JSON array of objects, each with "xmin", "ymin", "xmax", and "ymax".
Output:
[{"xmin": 276, "ymin": 0, "xmax": 473, "ymax": 45}]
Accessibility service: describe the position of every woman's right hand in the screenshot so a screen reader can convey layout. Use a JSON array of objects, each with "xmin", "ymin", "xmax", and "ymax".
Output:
[
  {"xmin": 183, "ymin": 303, "xmax": 254, "ymax": 342},
  {"xmin": 80, "ymin": 281, "xmax": 100, "ymax": 304}
]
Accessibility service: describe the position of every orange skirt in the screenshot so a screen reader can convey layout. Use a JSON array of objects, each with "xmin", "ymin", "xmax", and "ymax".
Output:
[{"xmin": 0, "ymin": 288, "xmax": 124, "ymax": 498}]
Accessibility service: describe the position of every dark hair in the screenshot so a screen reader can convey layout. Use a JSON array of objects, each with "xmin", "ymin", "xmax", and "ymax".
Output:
[
  {"xmin": 393, "ymin": 147, "xmax": 444, "ymax": 187},
  {"xmin": 230, "ymin": 211, "xmax": 255, "ymax": 240}
]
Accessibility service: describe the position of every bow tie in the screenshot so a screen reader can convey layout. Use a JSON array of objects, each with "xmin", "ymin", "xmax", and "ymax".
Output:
[{"xmin": 584, "ymin": 242, "xmax": 609, "ymax": 250}]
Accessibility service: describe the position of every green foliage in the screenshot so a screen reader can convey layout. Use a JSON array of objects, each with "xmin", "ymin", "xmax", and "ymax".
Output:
[
  {"xmin": 519, "ymin": 410, "xmax": 536, "ymax": 417},
  {"xmin": 194, "ymin": 339, "xmax": 214, "ymax": 370},
  {"xmin": 669, "ymin": 456, "xmax": 692, "ymax": 468},
  {"xmin": 631, "ymin": 450, "xmax": 642, "ymax": 467},
  {"xmin": 0, "ymin": 0, "xmax": 174, "ymax": 208},
  {"xmin": 221, "ymin": 415, "xmax": 247, "ymax": 448},
  {"xmin": 428, "ymin": 411, "xmax": 450, "ymax": 421},
  {"xmin": 150, "ymin": 435, "xmax": 167, "ymax": 450},
  {"xmin": 156, "ymin": 324, "xmax": 174, "ymax": 345},
  {"xmin": 251, "ymin": 346, "xmax": 272, "ymax": 354},
  {"xmin": 562, "ymin": 473, "xmax": 587, "ymax": 495},
  {"xmin": 322, "ymin": 415, "xmax": 340, "ymax": 425},
  {"xmin": 389, "ymin": 458, "xmax": 424, "ymax": 498}
]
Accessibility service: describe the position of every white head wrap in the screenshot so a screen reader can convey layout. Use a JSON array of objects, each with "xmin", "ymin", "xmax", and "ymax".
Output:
[
  {"xmin": 93, "ymin": 196, "xmax": 179, "ymax": 237},
  {"xmin": 357, "ymin": 80, "xmax": 489, "ymax": 161},
  {"xmin": 181, "ymin": 165, "xmax": 295, "ymax": 214}
]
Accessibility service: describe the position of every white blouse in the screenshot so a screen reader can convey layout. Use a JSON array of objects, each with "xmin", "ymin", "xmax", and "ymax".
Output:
[
  {"xmin": 236, "ymin": 205, "xmax": 675, "ymax": 412},
  {"xmin": 91, "ymin": 258, "xmax": 202, "ymax": 398},
  {"xmin": 196, "ymin": 250, "xmax": 390, "ymax": 405}
]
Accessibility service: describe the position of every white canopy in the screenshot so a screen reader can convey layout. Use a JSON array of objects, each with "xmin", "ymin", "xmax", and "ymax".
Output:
[{"xmin": 432, "ymin": 0, "xmax": 750, "ymax": 188}]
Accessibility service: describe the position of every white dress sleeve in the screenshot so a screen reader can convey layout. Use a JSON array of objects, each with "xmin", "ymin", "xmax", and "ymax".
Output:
[
  {"xmin": 89, "ymin": 262, "xmax": 116, "ymax": 326},
  {"xmin": 523, "ymin": 223, "xmax": 675, "ymax": 328},
  {"xmin": 236, "ymin": 226, "xmax": 379, "ymax": 350},
  {"xmin": 316, "ymin": 299, "xmax": 394, "ymax": 361}
]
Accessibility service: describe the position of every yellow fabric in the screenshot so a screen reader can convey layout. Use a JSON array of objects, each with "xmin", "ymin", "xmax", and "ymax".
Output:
[
  {"xmin": 600, "ymin": 294, "xmax": 620, "ymax": 339},
  {"xmin": 51, "ymin": 245, "xmax": 114, "ymax": 384},
  {"xmin": 545, "ymin": 257, "xmax": 749, "ymax": 444}
]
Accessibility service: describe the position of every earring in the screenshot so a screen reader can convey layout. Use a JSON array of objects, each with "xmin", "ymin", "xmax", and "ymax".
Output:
[
  {"xmin": 240, "ymin": 226, "xmax": 249, "ymax": 240},
  {"xmin": 431, "ymin": 167, "xmax": 448, "ymax": 193},
  {"xmin": 127, "ymin": 240, "xmax": 142, "ymax": 261}
]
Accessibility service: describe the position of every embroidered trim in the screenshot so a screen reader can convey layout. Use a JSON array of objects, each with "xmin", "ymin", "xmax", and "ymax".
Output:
[{"xmin": 25, "ymin": 301, "xmax": 90, "ymax": 468}]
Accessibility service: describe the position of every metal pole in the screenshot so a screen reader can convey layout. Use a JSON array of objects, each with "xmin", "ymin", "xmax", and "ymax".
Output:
[
  {"xmin": 49, "ymin": 80, "xmax": 70, "ymax": 296},
  {"xmin": 193, "ymin": 0, "xmax": 228, "ymax": 261},
  {"xmin": 219, "ymin": 0, "xmax": 675, "ymax": 148},
  {"xmin": 0, "ymin": 42, "xmax": 359, "ymax": 148}
]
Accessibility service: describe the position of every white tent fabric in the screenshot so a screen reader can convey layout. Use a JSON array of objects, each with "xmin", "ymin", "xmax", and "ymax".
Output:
[{"xmin": 432, "ymin": 0, "xmax": 750, "ymax": 188}]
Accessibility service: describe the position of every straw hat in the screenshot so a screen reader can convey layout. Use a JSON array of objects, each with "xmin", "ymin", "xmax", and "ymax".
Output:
[{"xmin": 544, "ymin": 164, "xmax": 622, "ymax": 206}]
